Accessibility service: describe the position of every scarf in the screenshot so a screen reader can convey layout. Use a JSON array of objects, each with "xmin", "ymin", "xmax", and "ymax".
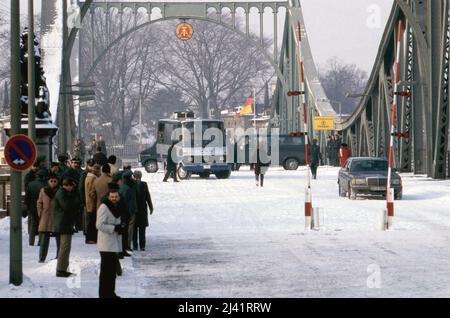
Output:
[
  {"xmin": 102, "ymin": 197, "xmax": 121, "ymax": 219},
  {"xmin": 43, "ymin": 186, "xmax": 58, "ymax": 199}
]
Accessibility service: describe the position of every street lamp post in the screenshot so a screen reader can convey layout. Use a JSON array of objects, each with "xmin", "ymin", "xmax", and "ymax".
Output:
[
  {"xmin": 10, "ymin": 0, "xmax": 23, "ymax": 286},
  {"xmin": 27, "ymin": 0, "xmax": 36, "ymax": 142}
]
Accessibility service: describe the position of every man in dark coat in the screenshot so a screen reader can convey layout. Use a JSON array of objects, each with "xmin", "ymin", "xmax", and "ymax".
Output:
[
  {"xmin": 24, "ymin": 155, "xmax": 47, "ymax": 190},
  {"xmin": 24, "ymin": 169, "xmax": 47, "ymax": 245},
  {"xmin": 96, "ymin": 135, "xmax": 107, "ymax": 156},
  {"xmin": 254, "ymin": 140, "xmax": 270, "ymax": 187},
  {"xmin": 93, "ymin": 147, "xmax": 108, "ymax": 166},
  {"xmin": 132, "ymin": 170, "xmax": 153, "ymax": 251},
  {"xmin": 163, "ymin": 141, "xmax": 179, "ymax": 182},
  {"xmin": 62, "ymin": 157, "xmax": 84, "ymax": 231},
  {"xmin": 53, "ymin": 177, "xmax": 80, "ymax": 277},
  {"xmin": 109, "ymin": 176, "xmax": 130, "ymax": 260},
  {"xmin": 310, "ymin": 139, "xmax": 323, "ymax": 179},
  {"xmin": 62, "ymin": 157, "xmax": 82, "ymax": 185},
  {"xmin": 57, "ymin": 153, "xmax": 69, "ymax": 177},
  {"xmin": 119, "ymin": 170, "xmax": 137, "ymax": 251}
]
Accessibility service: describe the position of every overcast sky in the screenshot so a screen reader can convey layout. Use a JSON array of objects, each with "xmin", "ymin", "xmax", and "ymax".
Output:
[{"xmin": 4, "ymin": 0, "xmax": 394, "ymax": 72}]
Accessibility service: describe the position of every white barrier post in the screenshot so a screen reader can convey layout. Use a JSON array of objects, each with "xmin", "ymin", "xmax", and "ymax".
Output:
[
  {"xmin": 312, "ymin": 207, "xmax": 320, "ymax": 230},
  {"xmin": 378, "ymin": 209, "xmax": 387, "ymax": 231},
  {"xmin": 305, "ymin": 187, "xmax": 312, "ymax": 230},
  {"xmin": 387, "ymin": 188, "xmax": 394, "ymax": 229}
]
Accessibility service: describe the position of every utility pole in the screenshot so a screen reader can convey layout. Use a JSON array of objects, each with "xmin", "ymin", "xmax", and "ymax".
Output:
[
  {"xmin": 10, "ymin": 0, "xmax": 23, "ymax": 286},
  {"xmin": 61, "ymin": 0, "xmax": 68, "ymax": 153},
  {"xmin": 28, "ymin": 0, "xmax": 36, "ymax": 141},
  {"xmin": 139, "ymin": 95, "xmax": 142, "ymax": 148}
]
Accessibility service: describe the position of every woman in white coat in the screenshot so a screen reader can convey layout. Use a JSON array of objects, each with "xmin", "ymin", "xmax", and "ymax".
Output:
[{"xmin": 96, "ymin": 187, "xmax": 125, "ymax": 298}]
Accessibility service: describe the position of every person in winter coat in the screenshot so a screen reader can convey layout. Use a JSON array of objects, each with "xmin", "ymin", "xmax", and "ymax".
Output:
[
  {"xmin": 85, "ymin": 163, "xmax": 99, "ymax": 244},
  {"xmin": 37, "ymin": 173, "xmax": 59, "ymax": 262},
  {"xmin": 132, "ymin": 171, "xmax": 153, "ymax": 251},
  {"xmin": 24, "ymin": 169, "xmax": 48, "ymax": 246},
  {"xmin": 338, "ymin": 143, "xmax": 352, "ymax": 167},
  {"xmin": 333, "ymin": 136, "xmax": 342, "ymax": 166},
  {"xmin": 94, "ymin": 164, "xmax": 113, "ymax": 209},
  {"xmin": 93, "ymin": 147, "xmax": 108, "ymax": 166},
  {"xmin": 163, "ymin": 141, "xmax": 179, "ymax": 182},
  {"xmin": 72, "ymin": 139, "xmax": 82, "ymax": 161},
  {"xmin": 57, "ymin": 153, "xmax": 69, "ymax": 178},
  {"xmin": 52, "ymin": 177, "xmax": 81, "ymax": 277},
  {"xmin": 310, "ymin": 139, "xmax": 323, "ymax": 180},
  {"xmin": 107, "ymin": 155, "xmax": 119, "ymax": 175},
  {"xmin": 119, "ymin": 170, "xmax": 138, "ymax": 251},
  {"xmin": 254, "ymin": 140, "xmax": 270, "ymax": 187},
  {"xmin": 96, "ymin": 187, "xmax": 124, "ymax": 298},
  {"xmin": 96, "ymin": 135, "xmax": 107, "ymax": 156}
]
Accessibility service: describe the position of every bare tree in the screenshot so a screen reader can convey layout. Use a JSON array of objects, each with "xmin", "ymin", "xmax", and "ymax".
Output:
[
  {"xmin": 153, "ymin": 18, "xmax": 273, "ymax": 118},
  {"xmin": 319, "ymin": 57, "xmax": 368, "ymax": 115},
  {"xmin": 80, "ymin": 11, "xmax": 160, "ymax": 144}
]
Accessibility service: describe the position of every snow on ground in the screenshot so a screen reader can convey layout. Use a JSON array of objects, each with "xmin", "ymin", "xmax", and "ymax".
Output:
[{"xmin": 1, "ymin": 166, "xmax": 450, "ymax": 297}]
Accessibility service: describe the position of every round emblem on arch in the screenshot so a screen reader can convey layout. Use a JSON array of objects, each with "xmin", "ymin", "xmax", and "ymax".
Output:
[{"xmin": 176, "ymin": 22, "xmax": 194, "ymax": 41}]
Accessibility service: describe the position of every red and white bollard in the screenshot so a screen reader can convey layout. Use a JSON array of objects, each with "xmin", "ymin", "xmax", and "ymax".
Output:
[
  {"xmin": 387, "ymin": 188, "xmax": 394, "ymax": 229},
  {"xmin": 305, "ymin": 187, "xmax": 312, "ymax": 229}
]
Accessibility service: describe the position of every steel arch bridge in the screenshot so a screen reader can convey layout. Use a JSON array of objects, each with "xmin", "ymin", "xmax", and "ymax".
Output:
[
  {"xmin": 46, "ymin": 0, "xmax": 335, "ymax": 154},
  {"xmin": 335, "ymin": 0, "xmax": 450, "ymax": 179},
  {"xmin": 42, "ymin": 0, "xmax": 450, "ymax": 179}
]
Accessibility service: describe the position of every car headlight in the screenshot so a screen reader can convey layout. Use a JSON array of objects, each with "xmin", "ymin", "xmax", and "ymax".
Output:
[{"xmin": 351, "ymin": 178, "xmax": 366, "ymax": 185}]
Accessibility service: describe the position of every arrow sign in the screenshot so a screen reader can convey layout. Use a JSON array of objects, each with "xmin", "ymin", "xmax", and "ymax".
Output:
[
  {"xmin": 5, "ymin": 134, "xmax": 37, "ymax": 171},
  {"xmin": 13, "ymin": 158, "xmax": 26, "ymax": 165}
]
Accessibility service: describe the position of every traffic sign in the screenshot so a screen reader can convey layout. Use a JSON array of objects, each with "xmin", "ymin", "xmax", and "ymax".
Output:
[
  {"xmin": 313, "ymin": 116, "xmax": 335, "ymax": 131},
  {"xmin": 4, "ymin": 134, "xmax": 37, "ymax": 171}
]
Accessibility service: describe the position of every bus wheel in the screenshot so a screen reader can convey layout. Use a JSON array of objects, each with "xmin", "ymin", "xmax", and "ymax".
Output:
[
  {"xmin": 177, "ymin": 166, "xmax": 190, "ymax": 180},
  {"xmin": 284, "ymin": 158, "xmax": 299, "ymax": 170}
]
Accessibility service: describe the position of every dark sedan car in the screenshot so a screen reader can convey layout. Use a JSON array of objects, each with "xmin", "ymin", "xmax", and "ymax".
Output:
[{"xmin": 337, "ymin": 157, "xmax": 403, "ymax": 200}]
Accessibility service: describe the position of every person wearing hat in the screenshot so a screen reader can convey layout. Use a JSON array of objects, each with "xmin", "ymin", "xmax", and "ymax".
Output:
[
  {"xmin": 119, "ymin": 170, "xmax": 138, "ymax": 251},
  {"xmin": 37, "ymin": 173, "xmax": 60, "ymax": 262},
  {"xmin": 62, "ymin": 157, "xmax": 84, "ymax": 232},
  {"xmin": 24, "ymin": 169, "xmax": 48, "ymax": 246},
  {"xmin": 24, "ymin": 163, "xmax": 39, "ymax": 191},
  {"xmin": 57, "ymin": 153, "xmax": 69, "ymax": 176},
  {"xmin": 53, "ymin": 177, "xmax": 81, "ymax": 277},
  {"xmin": 25, "ymin": 156, "xmax": 48, "ymax": 189},
  {"xmin": 132, "ymin": 170, "xmax": 153, "ymax": 251},
  {"xmin": 50, "ymin": 162, "xmax": 61, "ymax": 180}
]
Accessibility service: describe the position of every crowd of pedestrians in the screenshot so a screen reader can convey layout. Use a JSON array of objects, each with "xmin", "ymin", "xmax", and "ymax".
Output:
[{"xmin": 22, "ymin": 136, "xmax": 154, "ymax": 298}]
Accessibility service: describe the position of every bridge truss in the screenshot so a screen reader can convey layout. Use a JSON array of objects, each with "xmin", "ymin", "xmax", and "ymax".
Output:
[{"xmin": 335, "ymin": 0, "xmax": 450, "ymax": 179}]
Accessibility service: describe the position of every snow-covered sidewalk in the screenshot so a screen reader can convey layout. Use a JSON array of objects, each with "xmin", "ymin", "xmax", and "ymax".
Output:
[{"xmin": 1, "ymin": 166, "xmax": 450, "ymax": 297}]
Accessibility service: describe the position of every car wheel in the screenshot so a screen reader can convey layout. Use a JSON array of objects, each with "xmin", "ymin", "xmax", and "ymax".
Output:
[
  {"xmin": 338, "ymin": 182, "xmax": 346, "ymax": 197},
  {"xmin": 177, "ymin": 165, "xmax": 190, "ymax": 180},
  {"xmin": 215, "ymin": 170, "xmax": 231, "ymax": 179},
  {"xmin": 144, "ymin": 160, "xmax": 158, "ymax": 173},
  {"xmin": 284, "ymin": 158, "xmax": 299, "ymax": 170},
  {"xmin": 348, "ymin": 184, "xmax": 357, "ymax": 200}
]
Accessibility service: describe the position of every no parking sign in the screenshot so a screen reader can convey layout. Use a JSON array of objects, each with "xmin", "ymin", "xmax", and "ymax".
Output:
[{"xmin": 4, "ymin": 134, "xmax": 37, "ymax": 171}]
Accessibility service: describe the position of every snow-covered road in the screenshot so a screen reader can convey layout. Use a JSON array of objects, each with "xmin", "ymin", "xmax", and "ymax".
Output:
[{"xmin": 1, "ymin": 166, "xmax": 450, "ymax": 297}]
